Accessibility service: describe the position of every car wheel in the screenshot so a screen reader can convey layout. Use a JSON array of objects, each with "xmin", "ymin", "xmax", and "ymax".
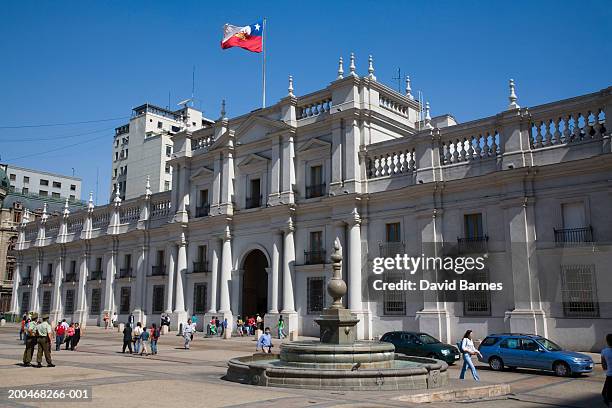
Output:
[
  {"xmin": 489, "ymin": 356, "xmax": 504, "ymax": 371},
  {"xmin": 553, "ymin": 362, "xmax": 571, "ymax": 377}
]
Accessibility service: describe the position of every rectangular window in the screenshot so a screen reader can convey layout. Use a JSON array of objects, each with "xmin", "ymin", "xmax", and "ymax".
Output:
[
  {"xmin": 120, "ymin": 287, "xmax": 131, "ymax": 314},
  {"xmin": 198, "ymin": 245, "xmax": 207, "ymax": 262},
  {"xmin": 124, "ymin": 254, "xmax": 131, "ymax": 269},
  {"xmin": 157, "ymin": 121, "xmax": 163, "ymax": 129},
  {"xmin": 193, "ymin": 283, "xmax": 207, "ymax": 314},
  {"xmin": 65, "ymin": 289, "xmax": 75, "ymax": 314},
  {"xmin": 464, "ymin": 213, "xmax": 483, "ymax": 239},
  {"xmin": 69, "ymin": 195, "xmax": 75, "ymax": 200},
  {"xmin": 165, "ymin": 163, "xmax": 171, "ymax": 174},
  {"xmin": 166, "ymin": 145, "xmax": 172, "ymax": 157},
  {"xmin": 152, "ymin": 285, "xmax": 164, "ymax": 313},
  {"xmin": 21, "ymin": 292, "xmax": 30, "ymax": 314},
  {"xmin": 9, "ymin": 173, "xmax": 16, "ymax": 181},
  {"xmin": 386, "ymin": 222, "xmax": 401, "ymax": 243},
  {"xmin": 52, "ymin": 192, "xmax": 60, "ymax": 198},
  {"xmin": 41, "ymin": 291, "xmax": 51, "ymax": 314},
  {"xmin": 40, "ymin": 179, "xmax": 48, "ymax": 186},
  {"xmin": 199, "ymin": 189, "xmax": 208, "ymax": 205},
  {"xmin": 115, "ymin": 152, "xmax": 119, "ymax": 161},
  {"xmin": 561, "ymin": 264, "xmax": 599, "ymax": 317},
  {"xmin": 463, "ymin": 268, "xmax": 491, "ymax": 316},
  {"xmin": 23, "ymin": 176, "xmax": 29, "ymax": 183},
  {"xmin": 52, "ymin": 181, "xmax": 61, "ymax": 188},
  {"xmin": 309, "ymin": 231, "xmax": 323, "ymax": 251},
  {"xmin": 70, "ymin": 260, "xmax": 77, "ymax": 274},
  {"xmin": 247, "ymin": 178, "xmax": 261, "ymax": 208},
  {"xmin": 164, "ymin": 181, "xmax": 170, "ymax": 191},
  {"xmin": 95, "ymin": 257, "xmax": 102, "ymax": 271},
  {"xmin": 305, "ymin": 231, "xmax": 325, "ymax": 264},
  {"xmin": 90, "ymin": 288, "xmax": 101, "ymax": 314},
  {"xmin": 22, "ymin": 187, "xmax": 28, "ymax": 194},
  {"xmin": 70, "ymin": 184, "xmax": 76, "ymax": 191},
  {"xmin": 306, "ymin": 165, "xmax": 324, "ymax": 198},
  {"xmin": 39, "ymin": 190, "xmax": 48, "ymax": 197},
  {"xmin": 307, "ymin": 277, "xmax": 325, "ymax": 314}
]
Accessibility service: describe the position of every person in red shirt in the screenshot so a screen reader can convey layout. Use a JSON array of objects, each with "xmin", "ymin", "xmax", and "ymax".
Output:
[{"xmin": 150, "ymin": 323, "xmax": 160, "ymax": 355}]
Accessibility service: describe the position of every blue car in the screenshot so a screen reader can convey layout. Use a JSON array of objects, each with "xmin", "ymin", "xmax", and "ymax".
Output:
[{"xmin": 477, "ymin": 333, "xmax": 593, "ymax": 377}]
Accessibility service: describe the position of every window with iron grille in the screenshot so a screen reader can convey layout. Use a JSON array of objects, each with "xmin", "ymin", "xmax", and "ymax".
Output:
[
  {"xmin": 463, "ymin": 268, "xmax": 491, "ymax": 316},
  {"xmin": 307, "ymin": 277, "xmax": 325, "ymax": 314},
  {"xmin": 64, "ymin": 289, "xmax": 75, "ymax": 314},
  {"xmin": 193, "ymin": 283, "xmax": 207, "ymax": 314},
  {"xmin": 380, "ymin": 229, "xmax": 406, "ymax": 316},
  {"xmin": 41, "ymin": 291, "xmax": 51, "ymax": 314},
  {"xmin": 21, "ymin": 292, "xmax": 30, "ymax": 314},
  {"xmin": 152, "ymin": 285, "xmax": 165, "ymax": 314},
  {"xmin": 561, "ymin": 264, "xmax": 599, "ymax": 318},
  {"xmin": 90, "ymin": 288, "xmax": 101, "ymax": 314},
  {"xmin": 120, "ymin": 287, "xmax": 131, "ymax": 314}
]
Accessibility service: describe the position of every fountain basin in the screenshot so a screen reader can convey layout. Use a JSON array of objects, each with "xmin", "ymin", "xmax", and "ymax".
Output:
[
  {"xmin": 226, "ymin": 352, "xmax": 448, "ymax": 391},
  {"xmin": 280, "ymin": 340, "xmax": 395, "ymax": 369}
]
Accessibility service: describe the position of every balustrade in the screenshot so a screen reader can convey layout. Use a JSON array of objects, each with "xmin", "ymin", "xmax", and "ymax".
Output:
[
  {"xmin": 192, "ymin": 134, "xmax": 214, "ymax": 151},
  {"xmin": 120, "ymin": 205, "xmax": 140, "ymax": 224},
  {"xmin": 67, "ymin": 217, "xmax": 83, "ymax": 234},
  {"xmin": 92, "ymin": 211, "xmax": 111, "ymax": 229},
  {"xmin": 150, "ymin": 194, "xmax": 172, "ymax": 219},
  {"xmin": 297, "ymin": 97, "xmax": 332, "ymax": 119},
  {"xmin": 45, "ymin": 217, "xmax": 60, "ymax": 238},
  {"xmin": 367, "ymin": 148, "xmax": 416, "ymax": 178},
  {"xmin": 379, "ymin": 95, "xmax": 410, "ymax": 117},
  {"xmin": 530, "ymin": 108, "xmax": 606, "ymax": 148},
  {"xmin": 440, "ymin": 130, "xmax": 500, "ymax": 165}
]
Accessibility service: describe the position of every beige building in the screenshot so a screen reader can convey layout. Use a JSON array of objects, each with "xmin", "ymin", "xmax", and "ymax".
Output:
[
  {"xmin": 112, "ymin": 103, "xmax": 213, "ymax": 201},
  {"xmin": 11, "ymin": 56, "xmax": 612, "ymax": 351}
]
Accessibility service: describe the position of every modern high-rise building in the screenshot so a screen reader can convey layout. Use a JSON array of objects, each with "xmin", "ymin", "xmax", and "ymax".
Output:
[{"xmin": 111, "ymin": 103, "xmax": 213, "ymax": 201}]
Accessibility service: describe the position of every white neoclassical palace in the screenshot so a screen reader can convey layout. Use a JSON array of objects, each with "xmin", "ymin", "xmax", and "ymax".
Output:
[{"xmin": 10, "ymin": 58, "xmax": 612, "ymax": 351}]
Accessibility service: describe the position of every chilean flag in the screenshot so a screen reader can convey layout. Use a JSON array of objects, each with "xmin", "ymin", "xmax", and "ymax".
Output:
[{"xmin": 221, "ymin": 21, "xmax": 263, "ymax": 53}]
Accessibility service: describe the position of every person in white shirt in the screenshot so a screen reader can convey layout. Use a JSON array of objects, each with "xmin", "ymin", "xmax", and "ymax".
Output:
[
  {"xmin": 183, "ymin": 319, "xmax": 194, "ymax": 349},
  {"xmin": 132, "ymin": 323, "xmax": 143, "ymax": 354},
  {"xmin": 459, "ymin": 330, "xmax": 482, "ymax": 381},
  {"xmin": 111, "ymin": 312, "xmax": 117, "ymax": 328}
]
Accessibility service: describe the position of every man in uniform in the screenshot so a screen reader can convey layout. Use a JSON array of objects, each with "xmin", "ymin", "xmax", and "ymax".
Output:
[
  {"xmin": 22, "ymin": 313, "xmax": 38, "ymax": 367},
  {"xmin": 35, "ymin": 315, "xmax": 55, "ymax": 367}
]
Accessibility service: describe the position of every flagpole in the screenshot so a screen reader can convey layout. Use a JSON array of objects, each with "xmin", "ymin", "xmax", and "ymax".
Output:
[{"xmin": 262, "ymin": 17, "xmax": 267, "ymax": 109}]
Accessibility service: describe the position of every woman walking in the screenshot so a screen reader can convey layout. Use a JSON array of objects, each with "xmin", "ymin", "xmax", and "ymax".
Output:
[
  {"xmin": 150, "ymin": 323, "xmax": 160, "ymax": 355},
  {"xmin": 70, "ymin": 323, "xmax": 81, "ymax": 351},
  {"xmin": 459, "ymin": 330, "xmax": 482, "ymax": 381}
]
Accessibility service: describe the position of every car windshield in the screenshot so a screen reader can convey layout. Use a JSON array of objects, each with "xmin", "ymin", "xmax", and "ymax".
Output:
[
  {"xmin": 538, "ymin": 338, "xmax": 562, "ymax": 351},
  {"xmin": 418, "ymin": 334, "xmax": 440, "ymax": 344}
]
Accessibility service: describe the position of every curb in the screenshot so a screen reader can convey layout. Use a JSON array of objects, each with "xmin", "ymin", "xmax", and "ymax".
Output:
[{"xmin": 395, "ymin": 383, "xmax": 511, "ymax": 403}]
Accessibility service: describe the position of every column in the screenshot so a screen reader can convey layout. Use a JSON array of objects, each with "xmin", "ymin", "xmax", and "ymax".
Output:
[
  {"xmin": 281, "ymin": 224, "xmax": 295, "ymax": 313},
  {"xmin": 219, "ymin": 227, "xmax": 232, "ymax": 313},
  {"xmin": 134, "ymin": 245, "xmax": 147, "ymax": 321},
  {"xmin": 10, "ymin": 261, "xmax": 21, "ymax": 314},
  {"xmin": 165, "ymin": 243, "xmax": 176, "ymax": 314},
  {"xmin": 50, "ymin": 255, "xmax": 64, "ymax": 321},
  {"xmin": 174, "ymin": 237, "xmax": 187, "ymax": 313},
  {"xmin": 30, "ymin": 256, "xmax": 41, "ymax": 313},
  {"xmin": 208, "ymin": 238, "xmax": 221, "ymax": 313},
  {"xmin": 330, "ymin": 119, "xmax": 343, "ymax": 194},
  {"xmin": 270, "ymin": 231, "xmax": 282, "ymax": 313},
  {"xmin": 348, "ymin": 210, "xmax": 362, "ymax": 311},
  {"xmin": 75, "ymin": 252, "xmax": 89, "ymax": 324},
  {"xmin": 103, "ymin": 248, "xmax": 116, "ymax": 313}
]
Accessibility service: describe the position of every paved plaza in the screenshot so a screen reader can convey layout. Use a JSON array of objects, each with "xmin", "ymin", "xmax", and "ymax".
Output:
[{"xmin": 0, "ymin": 324, "xmax": 606, "ymax": 407}]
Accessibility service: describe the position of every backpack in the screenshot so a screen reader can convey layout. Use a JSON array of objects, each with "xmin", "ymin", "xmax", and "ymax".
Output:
[
  {"xmin": 457, "ymin": 339, "xmax": 464, "ymax": 353},
  {"xmin": 153, "ymin": 328, "xmax": 160, "ymax": 339}
]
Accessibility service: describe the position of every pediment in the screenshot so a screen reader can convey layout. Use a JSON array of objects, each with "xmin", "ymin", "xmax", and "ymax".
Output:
[
  {"xmin": 237, "ymin": 153, "xmax": 270, "ymax": 168},
  {"xmin": 190, "ymin": 166, "xmax": 214, "ymax": 180},
  {"xmin": 234, "ymin": 116, "xmax": 291, "ymax": 144},
  {"xmin": 297, "ymin": 138, "xmax": 331, "ymax": 153}
]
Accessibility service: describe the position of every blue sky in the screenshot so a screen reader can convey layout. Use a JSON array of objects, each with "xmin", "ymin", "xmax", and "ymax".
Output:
[{"xmin": 1, "ymin": 1, "xmax": 610, "ymax": 203}]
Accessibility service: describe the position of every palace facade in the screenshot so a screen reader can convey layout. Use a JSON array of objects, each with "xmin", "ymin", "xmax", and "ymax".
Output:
[{"xmin": 10, "ymin": 61, "xmax": 612, "ymax": 351}]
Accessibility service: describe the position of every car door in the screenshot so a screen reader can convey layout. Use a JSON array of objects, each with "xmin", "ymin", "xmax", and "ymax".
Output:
[
  {"xmin": 498, "ymin": 337, "xmax": 522, "ymax": 367},
  {"xmin": 399, "ymin": 333, "xmax": 419, "ymax": 356},
  {"xmin": 520, "ymin": 338, "xmax": 549, "ymax": 369},
  {"xmin": 387, "ymin": 332, "xmax": 404, "ymax": 354}
]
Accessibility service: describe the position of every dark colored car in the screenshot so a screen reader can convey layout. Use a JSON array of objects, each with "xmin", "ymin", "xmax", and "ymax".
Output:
[
  {"xmin": 381, "ymin": 331, "xmax": 460, "ymax": 364},
  {"xmin": 478, "ymin": 333, "xmax": 593, "ymax": 377}
]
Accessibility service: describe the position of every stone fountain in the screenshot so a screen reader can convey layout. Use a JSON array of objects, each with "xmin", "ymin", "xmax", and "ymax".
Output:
[{"xmin": 225, "ymin": 239, "xmax": 448, "ymax": 390}]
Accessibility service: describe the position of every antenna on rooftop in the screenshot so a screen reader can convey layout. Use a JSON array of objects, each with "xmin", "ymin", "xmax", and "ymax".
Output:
[
  {"xmin": 392, "ymin": 68, "xmax": 402, "ymax": 93},
  {"xmin": 191, "ymin": 65, "xmax": 195, "ymax": 103},
  {"xmin": 417, "ymin": 91, "xmax": 424, "ymax": 131}
]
